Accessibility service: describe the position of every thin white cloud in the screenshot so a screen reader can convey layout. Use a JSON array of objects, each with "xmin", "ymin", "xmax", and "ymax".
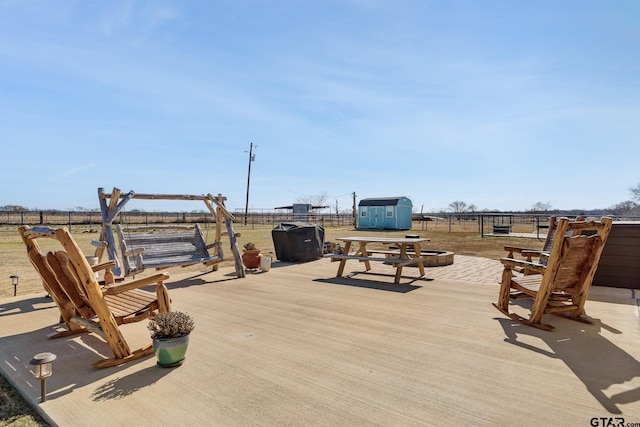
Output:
[{"xmin": 55, "ymin": 163, "xmax": 96, "ymax": 178}]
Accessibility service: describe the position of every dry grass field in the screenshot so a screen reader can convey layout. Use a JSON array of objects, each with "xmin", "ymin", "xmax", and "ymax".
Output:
[
  {"xmin": 0, "ymin": 220, "xmax": 543, "ymax": 426},
  {"xmin": 0, "ymin": 221, "xmax": 542, "ymax": 299}
]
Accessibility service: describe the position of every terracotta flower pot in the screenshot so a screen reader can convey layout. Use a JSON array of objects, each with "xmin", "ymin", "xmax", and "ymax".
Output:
[{"xmin": 242, "ymin": 249, "xmax": 262, "ymax": 268}]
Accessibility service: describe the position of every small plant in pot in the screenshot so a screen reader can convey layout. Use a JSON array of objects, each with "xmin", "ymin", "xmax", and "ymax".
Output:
[
  {"xmin": 148, "ymin": 311, "xmax": 195, "ymax": 367},
  {"xmin": 242, "ymin": 242, "xmax": 262, "ymax": 269}
]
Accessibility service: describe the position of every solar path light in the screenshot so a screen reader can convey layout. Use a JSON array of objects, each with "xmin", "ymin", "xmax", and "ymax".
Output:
[
  {"xmin": 10, "ymin": 275, "xmax": 19, "ymax": 296},
  {"xmin": 30, "ymin": 352, "xmax": 56, "ymax": 402}
]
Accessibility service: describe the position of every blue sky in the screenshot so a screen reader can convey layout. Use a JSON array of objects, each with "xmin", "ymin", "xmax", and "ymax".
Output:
[{"xmin": 1, "ymin": 1, "xmax": 638, "ymax": 214}]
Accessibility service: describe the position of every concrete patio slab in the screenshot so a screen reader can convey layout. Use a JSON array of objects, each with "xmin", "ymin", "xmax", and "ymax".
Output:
[{"xmin": 1, "ymin": 255, "xmax": 639, "ymax": 426}]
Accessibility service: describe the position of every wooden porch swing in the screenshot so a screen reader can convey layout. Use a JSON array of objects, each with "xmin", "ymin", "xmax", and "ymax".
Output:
[{"xmin": 95, "ymin": 187, "xmax": 245, "ymax": 279}]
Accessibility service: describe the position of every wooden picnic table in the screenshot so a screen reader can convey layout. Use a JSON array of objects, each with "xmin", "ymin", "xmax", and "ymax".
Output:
[{"xmin": 329, "ymin": 236, "xmax": 430, "ymax": 284}]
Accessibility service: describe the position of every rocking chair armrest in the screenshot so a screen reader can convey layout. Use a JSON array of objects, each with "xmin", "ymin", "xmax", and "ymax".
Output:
[
  {"xmin": 103, "ymin": 272, "xmax": 170, "ymax": 295},
  {"xmin": 499, "ymin": 257, "xmax": 546, "ymax": 274},
  {"xmin": 91, "ymin": 260, "xmax": 117, "ymax": 273},
  {"xmin": 503, "ymin": 245, "xmax": 538, "ymax": 254},
  {"xmin": 520, "ymin": 250, "xmax": 547, "ymax": 258},
  {"xmin": 503, "ymin": 245, "xmax": 524, "ymax": 254},
  {"xmin": 88, "ymin": 260, "xmax": 119, "ymax": 286}
]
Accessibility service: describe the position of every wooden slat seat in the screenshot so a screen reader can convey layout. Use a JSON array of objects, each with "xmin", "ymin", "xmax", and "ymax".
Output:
[
  {"xmin": 103, "ymin": 289, "xmax": 158, "ymax": 322},
  {"xmin": 116, "ymin": 224, "xmax": 222, "ymax": 276}
]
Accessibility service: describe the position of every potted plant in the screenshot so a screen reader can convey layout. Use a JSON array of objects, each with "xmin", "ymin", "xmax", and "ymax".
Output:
[
  {"xmin": 241, "ymin": 242, "xmax": 262, "ymax": 269},
  {"xmin": 148, "ymin": 311, "xmax": 195, "ymax": 367}
]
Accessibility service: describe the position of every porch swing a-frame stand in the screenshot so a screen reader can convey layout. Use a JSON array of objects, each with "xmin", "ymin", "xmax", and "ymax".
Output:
[{"xmin": 96, "ymin": 187, "xmax": 245, "ymax": 279}]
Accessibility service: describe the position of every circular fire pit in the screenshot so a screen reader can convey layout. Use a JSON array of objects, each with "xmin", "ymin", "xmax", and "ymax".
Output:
[
  {"xmin": 384, "ymin": 250, "xmax": 454, "ymax": 267},
  {"xmin": 421, "ymin": 250, "xmax": 454, "ymax": 267}
]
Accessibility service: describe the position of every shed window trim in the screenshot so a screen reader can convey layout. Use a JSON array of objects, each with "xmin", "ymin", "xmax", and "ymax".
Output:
[{"xmin": 386, "ymin": 206, "xmax": 393, "ymax": 217}]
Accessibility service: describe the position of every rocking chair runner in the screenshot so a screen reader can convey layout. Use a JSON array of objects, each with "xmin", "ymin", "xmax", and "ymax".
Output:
[
  {"xmin": 19, "ymin": 226, "xmax": 172, "ymax": 368},
  {"xmin": 493, "ymin": 216, "xmax": 613, "ymax": 330}
]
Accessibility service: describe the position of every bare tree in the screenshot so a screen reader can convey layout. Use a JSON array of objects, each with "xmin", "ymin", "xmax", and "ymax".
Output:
[
  {"xmin": 296, "ymin": 191, "xmax": 329, "ymax": 212},
  {"xmin": 0, "ymin": 205, "xmax": 28, "ymax": 211},
  {"xmin": 448, "ymin": 201, "xmax": 468, "ymax": 213},
  {"xmin": 609, "ymin": 200, "xmax": 640, "ymax": 216},
  {"xmin": 530, "ymin": 202, "xmax": 551, "ymax": 212},
  {"xmin": 630, "ymin": 183, "xmax": 640, "ymax": 202}
]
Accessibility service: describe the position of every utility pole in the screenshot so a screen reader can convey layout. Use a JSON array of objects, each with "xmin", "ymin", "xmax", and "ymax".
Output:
[
  {"xmin": 244, "ymin": 143, "xmax": 256, "ymax": 226},
  {"xmin": 352, "ymin": 192, "xmax": 357, "ymax": 228}
]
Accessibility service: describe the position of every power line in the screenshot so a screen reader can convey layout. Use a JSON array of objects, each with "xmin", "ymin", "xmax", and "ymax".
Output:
[{"xmin": 250, "ymin": 163, "xmax": 352, "ymax": 200}]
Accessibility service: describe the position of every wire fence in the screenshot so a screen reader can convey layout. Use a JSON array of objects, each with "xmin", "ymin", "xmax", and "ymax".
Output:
[
  {"xmin": 2, "ymin": 210, "xmax": 637, "ymax": 235},
  {"xmin": 0, "ymin": 210, "xmax": 356, "ymax": 229}
]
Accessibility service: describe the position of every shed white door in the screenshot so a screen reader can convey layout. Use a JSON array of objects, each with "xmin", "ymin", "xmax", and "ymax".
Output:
[{"xmin": 369, "ymin": 207, "xmax": 384, "ymax": 228}]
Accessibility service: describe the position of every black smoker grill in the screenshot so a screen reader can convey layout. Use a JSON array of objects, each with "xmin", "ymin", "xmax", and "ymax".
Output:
[{"xmin": 271, "ymin": 222, "xmax": 325, "ymax": 263}]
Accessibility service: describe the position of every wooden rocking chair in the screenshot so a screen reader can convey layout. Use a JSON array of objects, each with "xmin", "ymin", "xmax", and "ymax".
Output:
[
  {"xmin": 493, "ymin": 216, "xmax": 613, "ymax": 330},
  {"xmin": 19, "ymin": 226, "xmax": 172, "ymax": 368}
]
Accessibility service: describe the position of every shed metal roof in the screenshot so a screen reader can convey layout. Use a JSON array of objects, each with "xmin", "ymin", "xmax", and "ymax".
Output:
[{"xmin": 358, "ymin": 197, "xmax": 408, "ymax": 207}]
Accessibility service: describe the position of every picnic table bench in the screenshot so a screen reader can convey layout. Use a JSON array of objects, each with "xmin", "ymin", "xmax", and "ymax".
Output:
[{"xmin": 329, "ymin": 253, "xmax": 426, "ymax": 265}]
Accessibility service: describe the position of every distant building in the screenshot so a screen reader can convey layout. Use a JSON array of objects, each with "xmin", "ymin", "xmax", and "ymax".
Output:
[
  {"xmin": 274, "ymin": 203, "xmax": 329, "ymax": 222},
  {"xmin": 357, "ymin": 197, "xmax": 413, "ymax": 230}
]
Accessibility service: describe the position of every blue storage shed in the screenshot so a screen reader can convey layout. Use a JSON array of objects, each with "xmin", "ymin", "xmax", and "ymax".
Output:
[{"xmin": 357, "ymin": 197, "xmax": 413, "ymax": 230}]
